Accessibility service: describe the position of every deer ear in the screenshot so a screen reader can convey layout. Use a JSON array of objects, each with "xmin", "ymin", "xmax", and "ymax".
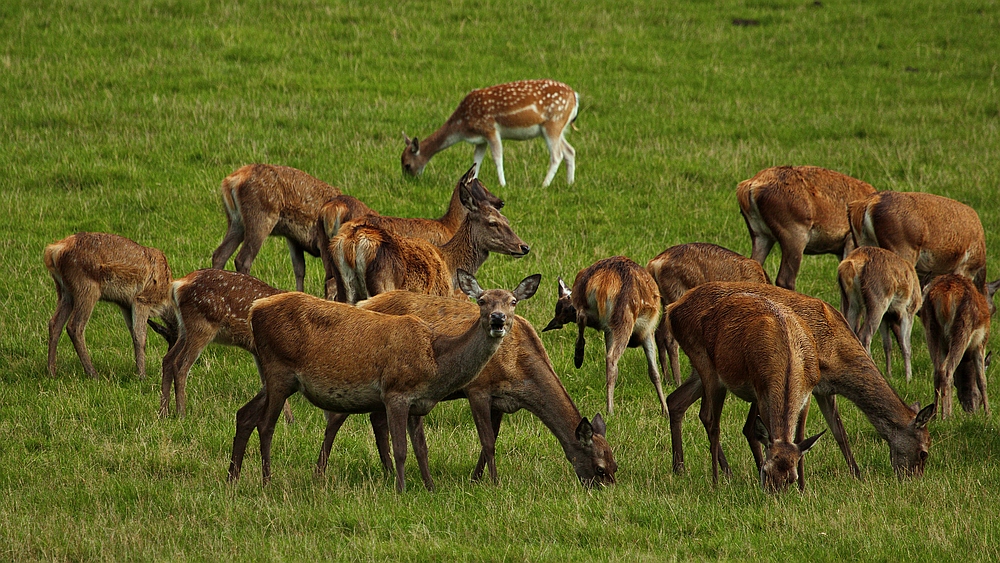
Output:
[
  {"xmin": 987, "ymin": 279, "xmax": 1000, "ymax": 304},
  {"xmin": 513, "ymin": 274, "xmax": 541, "ymax": 302},
  {"xmin": 797, "ymin": 430, "xmax": 826, "ymax": 454},
  {"xmin": 913, "ymin": 403, "xmax": 936, "ymax": 429},
  {"xmin": 576, "ymin": 417, "xmax": 594, "ymax": 446},
  {"xmin": 986, "ymin": 351, "xmax": 992, "ymax": 370},
  {"xmin": 557, "ymin": 277, "xmax": 571, "ymax": 299},
  {"xmin": 456, "ymin": 269, "xmax": 483, "ymax": 299},
  {"xmin": 402, "ymin": 131, "xmax": 410, "ymax": 144},
  {"xmin": 754, "ymin": 416, "xmax": 772, "ymax": 446},
  {"xmin": 591, "ymin": 413, "xmax": 607, "ymax": 437},
  {"xmin": 409, "ymin": 136, "xmax": 420, "ymax": 154}
]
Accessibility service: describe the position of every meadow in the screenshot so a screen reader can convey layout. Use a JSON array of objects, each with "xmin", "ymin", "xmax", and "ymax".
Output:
[{"xmin": 2, "ymin": 0, "xmax": 1000, "ymax": 560}]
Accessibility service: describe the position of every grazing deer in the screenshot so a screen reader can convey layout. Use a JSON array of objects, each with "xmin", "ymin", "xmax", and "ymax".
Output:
[
  {"xmin": 849, "ymin": 191, "xmax": 987, "ymax": 291},
  {"xmin": 667, "ymin": 282, "xmax": 936, "ymax": 480},
  {"xmin": 919, "ymin": 275, "xmax": 1000, "ymax": 418},
  {"xmin": 316, "ymin": 291, "xmax": 617, "ymax": 487},
  {"xmin": 317, "ymin": 169, "xmax": 506, "ymax": 299},
  {"xmin": 402, "ymin": 79, "xmax": 579, "ymax": 187},
  {"xmin": 646, "ymin": 242, "xmax": 770, "ymax": 386},
  {"xmin": 736, "ymin": 166, "xmax": 876, "ymax": 290},
  {"xmin": 211, "ymin": 164, "xmax": 342, "ymax": 292},
  {"xmin": 668, "ymin": 292, "xmax": 824, "ymax": 491},
  {"xmin": 837, "ymin": 246, "xmax": 923, "ymax": 382},
  {"xmin": 330, "ymin": 170, "xmax": 529, "ymax": 303},
  {"xmin": 543, "ymin": 256, "xmax": 668, "ymax": 417},
  {"xmin": 45, "ymin": 232, "xmax": 172, "ymax": 379},
  {"xmin": 147, "ymin": 269, "xmax": 292, "ymax": 422},
  {"xmin": 228, "ymin": 271, "xmax": 541, "ymax": 492}
]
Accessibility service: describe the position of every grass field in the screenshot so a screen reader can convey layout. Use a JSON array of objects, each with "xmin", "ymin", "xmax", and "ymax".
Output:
[{"xmin": 2, "ymin": 0, "xmax": 1000, "ymax": 560}]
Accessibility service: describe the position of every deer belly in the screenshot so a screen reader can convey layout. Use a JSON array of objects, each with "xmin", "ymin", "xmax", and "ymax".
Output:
[
  {"xmin": 496, "ymin": 124, "xmax": 542, "ymax": 140},
  {"xmin": 296, "ymin": 378, "xmax": 383, "ymax": 412}
]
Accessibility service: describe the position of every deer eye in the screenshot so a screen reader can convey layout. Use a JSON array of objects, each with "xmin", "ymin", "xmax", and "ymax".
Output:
[
  {"xmin": 510, "ymin": 298, "xmax": 517, "ymax": 306},
  {"xmin": 477, "ymin": 298, "xmax": 486, "ymax": 306},
  {"xmin": 595, "ymin": 466, "xmax": 606, "ymax": 476}
]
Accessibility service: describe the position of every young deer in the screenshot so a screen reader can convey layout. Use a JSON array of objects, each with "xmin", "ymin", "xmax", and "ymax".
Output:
[
  {"xmin": 645, "ymin": 242, "xmax": 770, "ymax": 385},
  {"xmin": 668, "ymin": 292, "xmax": 824, "ymax": 492},
  {"xmin": 736, "ymin": 166, "xmax": 876, "ymax": 290},
  {"xmin": 148, "ymin": 269, "xmax": 292, "ymax": 421},
  {"xmin": 667, "ymin": 282, "xmax": 936, "ymax": 480},
  {"xmin": 838, "ymin": 246, "xmax": 923, "ymax": 382},
  {"xmin": 211, "ymin": 164, "xmax": 342, "ymax": 292},
  {"xmin": 228, "ymin": 271, "xmax": 541, "ymax": 492},
  {"xmin": 330, "ymin": 171, "xmax": 529, "ymax": 303},
  {"xmin": 543, "ymin": 256, "xmax": 668, "ymax": 417},
  {"xmin": 316, "ymin": 291, "xmax": 617, "ymax": 487},
  {"xmin": 402, "ymin": 79, "xmax": 579, "ymax": 187},
  {"xmin": 45, "ymin": 232, "xmax": 172, "ymax": 379},
  {"xmin": 849, "ymin": 191, "xmax": 987, "ymax": 291},
  {"xmin": 318, "ymin": 167, "xmax": 506, "ymax": 299},
  {"xmin": 919, "ymin": 275, "xmax": 1000, "ymax": 418}
]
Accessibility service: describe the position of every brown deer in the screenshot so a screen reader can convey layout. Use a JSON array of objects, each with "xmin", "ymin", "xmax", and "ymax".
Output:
[
  {"xmin": 45, "ymin": 232, "xmax": 172, "ymax": 379},
  {"xmin": 330, "ymin": 171, "xmax": 529, "ymax": 303},
  {"xmin": 402, "ymin": 79, "xmax": 578, "ymax": 187},
  {"xmin": 848, "ymin": 191, "xmax": 987, "ymax": 291},
  {"xmin": 148, "ymin": 269, "xmax": 293, "ymax": 422},
  {"xmin": 919, "ymin": 275, "xmax": 1000, "ymax": 418},
  {"xmin": 228, "ymin": 271, "xmax": 541, "ymax": 492},
  {"xmin": 211, "ymin": 164, "xmax": 342, "ymax": 292},
  {"xmin": 645, "ymin": 242, "xmax": 770, "ymax": 386},
  {"xmin": 837, "ymin": 246, "xmax": 923, "ymax": 382},
  {"xmin": 543, "ymin": 256, "xmax": 668, "ymax": 417},
  {"xmin": 315, "ymin": 291, "xmax": 616, "ymax": 487},
  {"xmin": 668, "ymin": 291, "xmax": 824, "ymax": 491},
  {"xmin": 666, "ymin": 282, "xmax": 936, "ymax": 480},
  {"xmin": 317, "ymin": 168, "xmax": 506, "ymax": 299},
  {"xmin": 736, "ymin": 166, "xmax": 876, "ymax": 290}
]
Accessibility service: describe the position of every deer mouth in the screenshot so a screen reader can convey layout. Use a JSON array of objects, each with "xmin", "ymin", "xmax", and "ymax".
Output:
[{"xmin": 507, "ymin": 245, "xmax": 530, "ymax": 258}]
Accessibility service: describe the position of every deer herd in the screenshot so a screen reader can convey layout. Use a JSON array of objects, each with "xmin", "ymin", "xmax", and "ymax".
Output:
[{"xmin": 42, "ymin": 80, "xmax": 998, "ymax": 495}]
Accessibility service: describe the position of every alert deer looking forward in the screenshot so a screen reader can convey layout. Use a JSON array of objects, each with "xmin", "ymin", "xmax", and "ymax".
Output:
[
  {"xmin": 211, "ymin": 164, "xmax": 342, "ymax": 292},
  {"xmin": 228, "ymin": 271, "xmax": 541, "ymax": 492},
  {"xmin": 402, "ymin": 80, "xmax": 578, "ymax": 187},
  {"xmin": 544, "ymin": 256, "xmax": 668, "ymax": 417},
  {"xmin": 668, "ymin": 292, "xmax": 824, "ymax": 492},
  {"xmin": 646, "ymin": 242, "xmax": 770, "ymax": 385},
  {"xmin": 737, "ymin": 166, "xmax": 876, "ymax": 290},
  {"xmin": 45, "ymin": 232, "xmax": 172, "ymax": 379}
]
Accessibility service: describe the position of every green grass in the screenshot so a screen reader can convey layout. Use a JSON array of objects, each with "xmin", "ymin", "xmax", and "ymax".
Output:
[{"xmin": 3, "ymin": 0, "xmax": 1000, "ymax": 559}]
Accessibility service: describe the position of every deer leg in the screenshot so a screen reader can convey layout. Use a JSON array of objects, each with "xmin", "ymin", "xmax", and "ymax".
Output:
[
  {"xmin": 211, "ymin": 215, "xmax": 245, "ymax": 270},
  {"xmin": 814, "ymin": 393, "xmax": 861, "ymax": 479},
  {"xmin": 654, "ymin": 316, "xmax": 681, "ymax": 386},
  {"xmin": 701, "ymin": 383, "xmax": 728, "ymax": 485},
  {"xmin": 257, "ymin": 383, "xmax": 295, "ymax": 486},
  {"xmin": 467, "ymin": 393, "xmax": 499, "ymax": 483},
  {"xmin": 385, "ymin": 397, "xmax": 412, "ymax": 493},
  {"xmin": 936, "ymin": 340, "xmax": 968, "ymax": 419},
  {"xmin": 878, "ymin": 319, "xmax": 894, "ymax": 380},
  {"xmin": 233, "ymin": 215, "xmax": 277, "ymax": 276},
  {"xmin": 795, "ymin": 402, "xmax": 808, "ymax": 491},
  {"xmin": 407, "ymin": 415, "xmax": 434, "ymax": 492},
  {"xmin": 774, "ymin": 231, "xmax": 806, "ymax": 291},
  {"xmin": 166, "ymin": 328, "xmax": 214, "ymax": 418},
  {"xmin": 975, "ymin": 350, "xmax": 991, "ymax": 417},
  {"xmin": 742, "ymin": 403, "xmax": 765, "ymax": 472},
  {"xmin": 65, "ymin": 284, "xmax": 100, "ymax": 379},
  {"xmin": 472, "ymin": 409, "xmax": 504, "ymax": 483},
  {"xmin": 562, "ymin": 137, "xmax": 576, "ymax": 185},
  {"xmin": 894, "ymin": 314, "xmax": 915, "ymax": 383},
  {"xmin": 287, "ymin": 240, "xmax": 307, "ymax": 293},
  {"xmin": 641, "ymin": 334, "xmax": 669, "ymax": 417},
  {"xmin": 604, "ymin": 328, "xmax": 629, "ymax": 416},
  {"xmin": 228, "ymin": 387, "xmax": 267, "ymax": 482},
  {"xmin": 487, "ymin": 132, "xmax": 506, "ymax": 187},
  {"xmin": 315, "ymin": 412, "xmax": 349, "ymax": 477},
  {"xmin": 472, "ymin": 143, "xmax": 488, "ymax": 178},
  {"xmin": 748, "ymin": 231, "xmax": 775, "ymax": 268},
  {"xmin": 574, "ymin": 320, "xmax": 586, "ymax": 369},
  {"xmin": 121, "ymin": 304, "xmax": 151, "ymax": 379},
  {"xmin": 667, "ymin": 372, "xmax": 702, "ymax": 474},
  {"xmin": 47, "ymin": 284, "xmax": 73, "ymax": 377},
  {"xmin": 541, "ymin": 123, "xmax": 565, "ymax": 187}
]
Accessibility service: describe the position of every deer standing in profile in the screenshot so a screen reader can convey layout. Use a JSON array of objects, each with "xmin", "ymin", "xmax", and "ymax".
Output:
[
  {"xmin": 228, "ymin": 271, "xmax": 541, "ymax": 492},
  {"xmin": 837, "ymin": 246, "xmax": 923, "ymax": 382},
  {"xmin": 146, "ymin": 269, "xmax": 291, "ymax": 422},
  {"xmin": 211, "ymin": 164, "xmax": 342, "ymax": 292},
  {"xmin": 736, "ymin": 166, "xmax": 876, "ymax": 290},
  {"xmin": 848, "ymin": 190, "xmax": 987, "ymax": 291},
  {"xmin": 45, "ymin": 232, "xmax": 172, "ymax": 379},
  {"xmin": 667, "ymin": 282, "xmax": 936, "ymax": 480},
  {"xmin": 315, "ymin": 290, "xmax": 617, "ymax": 487},
  {"xmin": 668, "ymin": 291, "xmax": 825, "ymax": 492},
  {"xmin": 543, "ymin": 256, "xmax": 668, "ymax": 417},
  {"xmin": 646, "ymin": 242, "xmax": 770, "ymax": 385},
  {"xmin": 919, "ymin": 274, "xmax": 1000, "ymax": 418},
  {"xmin": 402, "ymin": 79, "xmax": 579, "ymax": 187},
  {"xmin": 330, "ymin": 169, "xmax": 529, "ymax": 303}
]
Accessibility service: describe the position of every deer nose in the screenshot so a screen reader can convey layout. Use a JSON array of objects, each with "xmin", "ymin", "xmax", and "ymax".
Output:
[
  {"xmin": 490, "ymin": 312, "xmax": 506, "ymax": 327},
  {"xmin": 518, "ymin": 244, "xmax": 530, "ymax": 255}
]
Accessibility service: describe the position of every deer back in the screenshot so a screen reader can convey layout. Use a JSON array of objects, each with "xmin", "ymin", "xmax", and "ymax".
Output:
[
  {"xmin": 646, "ymin": 242, "xmax": 770, "ymax": 303},
  {"xmin": 172, "ymin": 269, "xmax": 284, "ymax": 350},
  {"xmin": 920, "ymin": 274, "xmax": 992, "ymax": 352},
  {"xmin": 571, "ymin": 256, "xmax": 660, "ymax": 336},
  {"xmin": 838, "ymin": 246, "xmax": 923, "ymax": 318}
]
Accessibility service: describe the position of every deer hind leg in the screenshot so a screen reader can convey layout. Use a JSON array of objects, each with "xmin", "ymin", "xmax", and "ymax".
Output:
[
  {"xmin": 936, "ymin": 338, "xmax": 969, "ymax": 419},
  {"xmin": 163, "ymin": 326, "xmax": 215, "ymax": 418},
  {"xmin": 257, "ymin": 381, "xmax": 297, "ymax": 485},
  {"xmin": 467, "ymin": 393, "xmax": 499, "ymax": 483},
  {"xmin": 211, "ymin": 212, "xmax": 245, "ymax": 270},
  {"xmin": 541, "ymin": 123, "xmax": 565, "ymax": 187},
  {"xmin": 65, "ymin": 282, "xmax": 100, "ymax": 379},
  {"xmin": 121, "ymin": 304, "xmax": 151, "ymax": 379},
  {"xmin": 385, "ymin": 397, "xmax": 411, "ymax": 493},
  {"xmin": 654, "ymin": 316, "xmax": 681, "ymax": 386},
  {"xmin": 233, "ymin": 214, "xmax": 278, "ymax": 276},
  {"xmin": 700, "ymin": 383, "xmax": 728, "ymax": 485},
  {"xmin": 878, "ymin": 320, "xmax": 894, "ymax": 380},
  {"xmin": 640, "ymin": 333, "xmax": 669, "ymax": 417},
  {"xmin": 486, "ymin": 132, "xmax": 506, "ymax": 187},
  {"xmin": 562, "ymin": 137, "xmax": 576, "ymax": 184},
  {"xmin": 894, "ymin": 313, "xmax": 916, "ymax": 383},
  {"xmin": 795, "ymin": 402, "xmax": 809, "ymax": 491},
  {"xmin": 774, "ymin": 229, "xmax": 807, "ymax": 291},
  {"xmin": 315, "ymin": 412, "xmax": 348, "ymax": 477},
  {"xmin": 47, "ymin": 282, "xmax": 74, "ymax": 377},
  {"xmin": 472, "ymin": 409, "xmax": 504, "ymax": 483},
  {"xmin": 742, "ymin": 403, "xmax": 765, "ymax": 473},
  {"xmin": 604, "ymin": 327, "xmax": 630, "ymax": 416},
  {"xmin": 668, "ymin": 372, "xmax": 703, "ymax": 474},
  {"xmin": 287, "ymin": 240, "xmax": 307, "ymax": 293},
  {"xmin": 228, "ymin": 387, "xmax": 267, "ymax": 482},
  {"xmin": 747, "ymin": 227, "xmax": 776, "ymax": 268},
  {"xmin": 472, "ymin": 143, "xmax": 488, "ymax": 178},
  {"xmin": 407, "ymin": 415, "xmax": 434, "ymax": 491}
]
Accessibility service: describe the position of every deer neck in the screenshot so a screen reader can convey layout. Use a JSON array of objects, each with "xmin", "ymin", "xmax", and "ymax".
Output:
[
  {"xmin": 432, "ymin": 317, "xmax": 503, "ymax": 393},
  {"xmin": 437, "ymin": 187, "xmax": 465, "ymax": 234},
  {"xmin": 519, "ymin": 363, "xmax": 590, "ymax": 462},
  {"xmin": 827, "ymin": 361, "xmax": 914, "ymax": 440},
  {"xmin": 438, "ymin": 220, "xmax": 490, "ymax": 282},
  {"xmin": 419, "ymin": 123, "xmax": 464, "ymax": 161}
]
